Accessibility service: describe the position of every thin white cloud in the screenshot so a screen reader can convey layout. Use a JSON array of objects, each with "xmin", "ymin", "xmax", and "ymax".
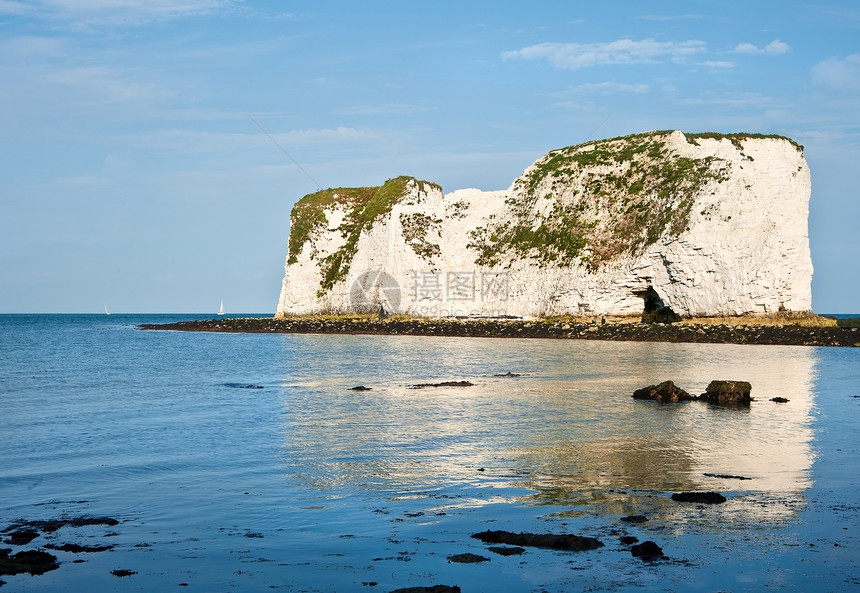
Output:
[
  {"xmin": 680, "ymin": 92, "xmax": 774, "ymax": 108},
  {"xmin": 0, "ymin": 0, "xmax": 29, "ymax": 15},
  {"xmin": 734, "ymin": 39, "xmax": 790, "ymax": 55},
  {"xmin": 0, "ymin": 35, "xmax": 66, "ymax": 58},
  {"xmin": 503, "ymin": 39, "xmax": 706, "ymax": 70},
  {"xmin": 2, "ymin": 0, "xmax": 237, "ymax": 27},
  {"xmin": 335, "ymin": 103, "xmax": 436, "ymax": 116},
  {"xmin": 47, "ymin": 65, "xmax": 174, "ymax": 104},
  {"xmin": 566, "ymin": 82, "xmax": 650, "ymax": 94},
  {"xmin": 700, "ymin": 60, "xmax": 736, "ymax": 69},
  {"xmin": 812, "ymin": 54, "xmax": 860, "ymax": 91},
  {"xmin": 129, "ymin": 127, "xmax": 370, "ymax": 153},
  {"xmin": 638, "ymin": 14, "xmax": 704, "ymax": 21}
]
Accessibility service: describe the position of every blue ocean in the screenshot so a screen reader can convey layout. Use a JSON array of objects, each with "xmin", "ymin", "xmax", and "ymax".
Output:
[{"xmin": 1, "ymin": 314, "xmax": 858, "ymax": 592}]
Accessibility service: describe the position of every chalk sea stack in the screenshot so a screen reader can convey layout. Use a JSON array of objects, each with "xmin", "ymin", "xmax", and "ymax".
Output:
[{"xmin": 276, "ymin": 131, "xmax": 812, "ymax": 319}]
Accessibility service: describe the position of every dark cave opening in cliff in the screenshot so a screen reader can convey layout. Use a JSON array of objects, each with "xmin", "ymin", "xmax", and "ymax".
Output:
[{"xmin": 637, "ymin": 286, "xmax": 681, "ymax": 324}]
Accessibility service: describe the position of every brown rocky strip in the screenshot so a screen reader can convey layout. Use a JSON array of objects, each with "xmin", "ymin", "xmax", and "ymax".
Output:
[{"xmin": 139, "ymin": 317, "xmax": 860, "ymax": 347}]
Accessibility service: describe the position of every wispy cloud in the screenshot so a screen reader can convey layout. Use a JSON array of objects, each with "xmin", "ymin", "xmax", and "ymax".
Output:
[
  {"xmin": 2, "ymin": 0, "xmax": 238, "ymax": 27},
  {"xmin": 334, "ymin": 103, "xmax": 436, "ymax": 116},
  {"xmin": 129, "ymin": 127, "xmax": 371, "ymax": 154},
  {"xmin": 680, "ymin": 92, "xmax": 775, "ymax": 108},
  {"xmin": 0, "ymin": 0, "xmax": 29, "ymax": 15},
  {"xmin": 812, "ymin": 54, "xmax": 860, "ymax": 91},
  {"xmin": 699, "ymin": 60, "xmax": 735, "ymax": 69},
  {"xmin": 637, "ymin": 14, "xmax": 704, "ymax": 21},
  {"xmin": 734, "ymin": 40, "xmax": 790, "ymax": 55},
  {"xmin": 503, "ymin": 39, "xmax": 706, "ymax": 70},
  {"xmin": 47, "ymin": 65, "xmax": 174, "ymax": 105},
  {"xmin": 565, "ymin": 82, "xmax": 650, "ymax": 94}
]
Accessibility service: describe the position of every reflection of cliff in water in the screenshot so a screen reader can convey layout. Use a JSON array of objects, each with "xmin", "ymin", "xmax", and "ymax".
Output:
[{"xmin": 278, "ymin": 335, "xmax": 816, "ymax": 522}]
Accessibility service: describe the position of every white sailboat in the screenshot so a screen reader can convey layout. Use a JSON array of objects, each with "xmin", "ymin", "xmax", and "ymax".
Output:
[
  {"xmin": 104, "ymin": 304, "xmax": 110, "ymax": 315},
  {"xmin": 218, "ymin": 300, "xmax": 225, "ymax": 316}
]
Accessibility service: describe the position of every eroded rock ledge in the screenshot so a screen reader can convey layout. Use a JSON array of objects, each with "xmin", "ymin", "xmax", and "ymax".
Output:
[{"xmin": 139, "ymin": 317, "xmax": 860, "ymax": 347}]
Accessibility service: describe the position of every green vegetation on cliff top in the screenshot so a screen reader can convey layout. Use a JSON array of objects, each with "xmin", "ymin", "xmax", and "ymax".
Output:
[
  {"xmin": 287, "ymin": 176, "xmax": 440, "ymax": 295},
  {"xmin": 466, "ymin": 130, "xmax": 791, "ymax": 269},
  {"xmin": 287, "ymin": 131, "xmax": 802, "ymax": 294}
]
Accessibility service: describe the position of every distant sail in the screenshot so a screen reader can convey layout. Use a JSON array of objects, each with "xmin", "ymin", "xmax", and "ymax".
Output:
[
  {"xmin": 218, "ymin": 300, "xmax": 225, "ymax": 316},
  {"xmin": 104, "ymin": 304, "xmax": 110, "ymax": 315}
]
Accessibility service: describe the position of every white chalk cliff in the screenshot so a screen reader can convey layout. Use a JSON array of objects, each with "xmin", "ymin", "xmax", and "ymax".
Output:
[{"xmin": 276, "ymin": 131, "xmax": 812, "ymax": 318}]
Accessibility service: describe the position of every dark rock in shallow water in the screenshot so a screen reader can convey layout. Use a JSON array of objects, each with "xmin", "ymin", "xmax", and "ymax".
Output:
[
  {"xmin": 487, "ymin": 546, "xmax": 525, "ymax": 556},
  {"xmin": 770, "ymin": 397, "xmax": 790, "ymax": 403},
  {"xmin": 618, "ymin": 536, "xmax": 639, "ymax": 545},
  {"xmin": 632, "ymin": 381, "xmax": 693, "ymax": 403},
  {"xmin": 704, "ymin": 473, "xmax": 752, "ymax": 480},
  {"xmin": 699, "ymin": 380, "xmax": 752, "ymax": 406},
  {"xmin": 45, "ymin": 543, "xmax": 113, "ymax": 553},
  {"xmin": 4, "ymin": 529, "xmax": 39, "ymax": 545},
  {"xmin": 110, "ymin": 569, "xmax": 137, "ymax": 577},
  {"xmin": 493, "ymin": 372, "xmax": 521, "ymax": 377},
  {"xmin": 390, "ymin": 586, "xmax": 461, "ymax": 593},
  {"xmin": 447, "ymin": 553, "xmax": 489, "ymax": 564},
  {"xmin": 411, "ymin": 381, "xmax": 473, "ymax": 388},
  {"xmin": 3, "ymin": 517, "xmax": 119, "ymax": 534},
  {"xmin": 472, "ymin": 530, "xmax": 603, "ymax": 551},
  {"xmin": 350, "ymin": 385, "xmax": 372, "ymax": 391},
  {"xmin": 671, "ymin": 491, "xmax": 727, "ymax": 504},
  {"xmin": 620, "ymin": 515, "xmax": 648, "ymax": 524},
  {"xmin": 630, "ymin": 540, "xmax": 666, "ymax": 561},
  {"xmin": 0, "ymin": 549, "xmax": 60, "ymax": 576}
]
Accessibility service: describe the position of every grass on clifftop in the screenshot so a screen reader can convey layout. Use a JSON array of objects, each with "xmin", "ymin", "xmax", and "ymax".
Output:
[
  {"xmin": 468, "ymin": 131, "xmax": 737, "ymax": 270},
  {"xmin": 287, "ymin": 176, "xmax": 441, "ymax": 296}
]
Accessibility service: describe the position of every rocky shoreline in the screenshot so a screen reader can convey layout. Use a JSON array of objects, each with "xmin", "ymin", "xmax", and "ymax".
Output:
[{"xmin": 138, "ymin": 316, "xmax": 860, "ymax": 347}]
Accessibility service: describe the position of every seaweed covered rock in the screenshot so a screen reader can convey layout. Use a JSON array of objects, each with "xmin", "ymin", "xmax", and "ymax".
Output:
[
  {"xmin": 472, "ymin": 530, "xmax": 603, "ymax": 552},
  {"xmin": 632, "ymin": 381, "xmax": 693, "ymax": 403},
  {"xmin": 699, "ymin": 380, "xmax": 752, "ymax": 406}
]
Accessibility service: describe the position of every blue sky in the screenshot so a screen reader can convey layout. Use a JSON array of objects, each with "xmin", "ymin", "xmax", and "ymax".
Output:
[{"xmin": 1, "ymin": 1, "xmax": 858, "ymax": 314}]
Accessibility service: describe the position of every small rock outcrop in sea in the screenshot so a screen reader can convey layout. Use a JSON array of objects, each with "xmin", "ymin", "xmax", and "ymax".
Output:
[
  {"xmin": 277, "ymin": 131, "xmax": 812, "ymax": 319},
  {"xmin": 390, "ymin": 587, "xmax": 461, "ymax": 593},
  {"xmin": 471, "ymin": 530, "xmax": 603, "ymax": 552},
  {"xmin": 447, "ymin": 553, "xmax": 490, "ymax": 564},
  {"xmin": 671, "ymin": 491, "xmax": 728, "ymax": 504},
  {"xmin": 0, "ymin": 549, "xmax": 59, "ymax": 576},
  {"xmin": 632, "ymin": 381, "xmax": 694, "ymax": 403},
  {"xmin": 699, "ymin": 380, "xmax": 752, "ymax": 406},
  {"xmin": 630, "ymin": 541, "xmax": 666, "ymax": 561}
]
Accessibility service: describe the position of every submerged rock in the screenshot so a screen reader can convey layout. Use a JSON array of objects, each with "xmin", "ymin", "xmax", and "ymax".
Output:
[
  {"xmin": 44, "ymin": 543, "xmax": 113, "ymax": 553},
  {"xmin": 699, "ymin": 380, "xmax": 752, "ymax": 406},
  {"xmin": 447, "ymin": 553, "xmax": 489, "ymax": 564},
  {"xmin": 350, "ymin": 385, "xmax": 372, "ymax": 391},
  {"xmin": 411, "ymin": 381, "xmax": 474, "ymax": 389},
  {"xmin": 3, "ymin": 529, "xmax": 39, "ymax": 545},
  {"xmin": 631, "ymin": 540, "xmax": 666, "ymax": 561},
  {"xmin": 671, "ymin": 491, "xmax": 727, "ymax": 504},
  {"xmin": 390, "ymin": 587, "xmax": 461, "ymax": 593},
  {"xmin": 632, "ymin": 381, "xmax": 693, "ymax": 403},
  {"xmin": 0, "ymin": 549, "xmax": 60, "ymax": 576},
  {"xmin": 472, "ymin": 530, "xmax": 603, "ymax": 552},
  {"xmin": 487, "ymin": 546, "xmax": 525, "ymax": 556},
  {"xmin": 620, "ymin": 515, "xmax": 649, "ymax": 524}
]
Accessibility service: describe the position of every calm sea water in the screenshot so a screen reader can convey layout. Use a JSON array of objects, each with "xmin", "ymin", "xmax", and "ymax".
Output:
[{"xmin": 1, "ymin": 314, "xmax": 858, "ymax": 592}]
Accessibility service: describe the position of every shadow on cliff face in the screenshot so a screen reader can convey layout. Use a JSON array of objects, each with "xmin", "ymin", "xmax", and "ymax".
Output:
[{"xmin": 637, "ymin": 286, "xmax": 681, "ymax": 324}]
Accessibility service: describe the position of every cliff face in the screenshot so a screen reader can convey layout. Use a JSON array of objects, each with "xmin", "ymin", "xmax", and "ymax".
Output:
[{"xmin": 276, "ymin": 131, "xmax": 812, "ymax": 318}]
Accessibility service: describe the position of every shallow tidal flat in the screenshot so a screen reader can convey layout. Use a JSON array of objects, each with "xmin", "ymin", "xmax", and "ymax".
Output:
[
  {"xmin": 2, "ymin": 314, "xmax": 858, "ymax": 592},
  {"xmin": 141, "ymin": 315, "xmax": 860, "ymax": 347}
]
